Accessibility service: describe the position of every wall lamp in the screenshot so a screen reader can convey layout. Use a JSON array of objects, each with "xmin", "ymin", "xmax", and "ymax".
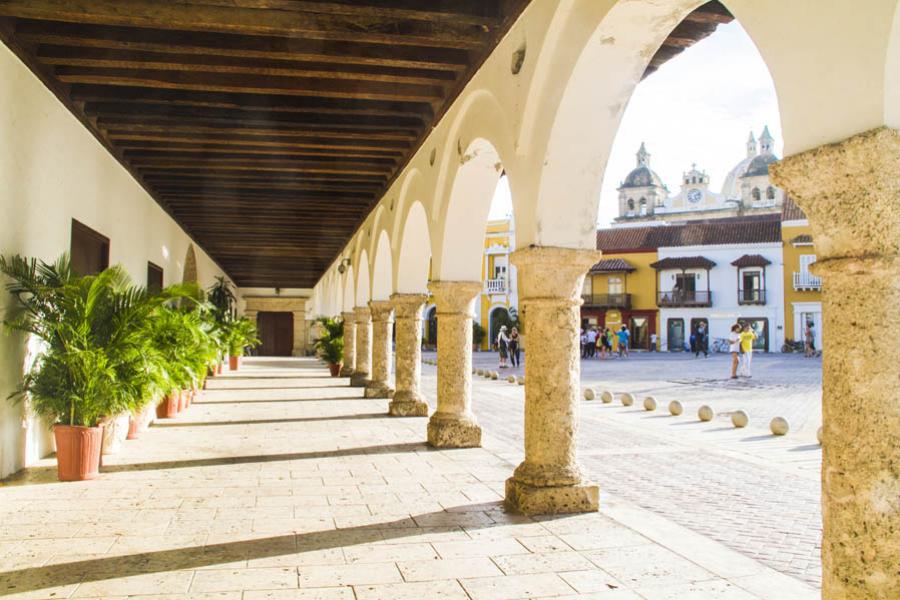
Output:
[{"xmin": 337, "ymin": 258, "xmax": 351, "ymax": 274}]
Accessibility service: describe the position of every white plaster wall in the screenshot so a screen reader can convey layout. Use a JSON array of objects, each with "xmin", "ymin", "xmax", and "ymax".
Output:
[
  {"xmin": 657, "ymin": 243, "xmax": 784, "ymax": 351},
  {"xmin": 0, "ymin": 45, "xmax": 236, "ymax": 478}
]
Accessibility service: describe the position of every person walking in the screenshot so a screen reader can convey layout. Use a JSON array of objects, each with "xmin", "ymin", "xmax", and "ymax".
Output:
[
  {"xmin": 738, "ymin": 323, "xmax": 758, "ymax": 377},
  {"xmin": 804, "ymin": 321, "xmax": 816, "ymax": 357},
  {"xmin": 616, "ymin": 325, "xmax": 630, "ymax": 358},
  {"xmin": 728, "ymin": 323, "xmax": 741, "ymax": 379},
  {"xmin": 508, "ymin": 327, "xmax": 521, "ymax": 368},
  {"xmin": 497, "ymin": 325, "xmax": 510, "ymax": 368},
  {"xmin": 649, "ymin": 332, "xmax": 657, "ymax": 352},
  {"xmin": 586, "ymin": 327, "xmax": 597, "ymax": 358},
  {"xmin": 694, "ymin": 322, "xmax": 709, "ymax": 358},
  {"xmin": 580, "ymin": 329, "xmax": 587, "ymax": 358},
  {"xmin": 605, "ymin": 328, "xmax": 615, "ymax": 357}
]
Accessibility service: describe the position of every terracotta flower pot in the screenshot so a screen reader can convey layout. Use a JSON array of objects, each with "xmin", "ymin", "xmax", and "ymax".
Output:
[
  {"xmin": 53, "ymin": 425, "xmax": 102, "ymax": 481},
  {"xmin": 127, "ymin": 415, "xmax": 140, "ymax": 440},
  {"xmin": 216, "ymin": 362, "xmax": 224, "ymax": 375},
  {"xmin": 328, "ymin": 362, "xmax": 342, "ymax": 377},
  {"xmin": 229, "ymin": 355, "xmax": 240, "ymax": 371},
  {"xmin": 157, "ymin": 393, "xmax": 178, "ymax": 419}
]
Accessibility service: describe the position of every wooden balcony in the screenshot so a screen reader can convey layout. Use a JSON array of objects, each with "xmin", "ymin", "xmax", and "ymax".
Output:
[
  {"xmin": 581, "ymin": 293, "xmax": 632, "ymax": 309},
  {"xmin": 657, "ymin": 291, "xmax": 711, "ymax": 308},
  {"xmin": 738, "ymin": 288, "xmax": 766, "ymax": 305}
]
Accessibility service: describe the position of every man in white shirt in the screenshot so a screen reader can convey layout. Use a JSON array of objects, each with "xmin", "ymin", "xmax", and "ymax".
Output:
[{"xmin": 586, "ymin": 328, "xmax": 598, "ymax": 358}]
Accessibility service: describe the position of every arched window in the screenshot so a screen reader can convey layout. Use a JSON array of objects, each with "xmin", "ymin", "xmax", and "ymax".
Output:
[
  {"xmin": 627, "ymin": 198, "xmax": 635, "ymax": 210},
  {"xmin": 766, "ymin": 186, "xmax": 776, "ymax": 200},
  {"xmin": 639, "ymin": 197, "xmax": 647, "ymax": 215},
  {"xmin": 752, "ymin": 187, "xmax": 761, "ymax": 202}
]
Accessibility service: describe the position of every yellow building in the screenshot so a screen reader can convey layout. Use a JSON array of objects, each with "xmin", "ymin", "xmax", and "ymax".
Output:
[
  {"xmin": 781, "ymin": 198, "xmax": 822, "ymax": 350},
  {"xmin": 478, "ymin": 218, "xmax": 517, "ymax": 350},
  {"xmin": 581, "ymin": 228, "xmax": 661, "ymax": 351}
]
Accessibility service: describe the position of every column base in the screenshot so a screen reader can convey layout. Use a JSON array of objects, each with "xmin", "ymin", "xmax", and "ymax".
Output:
[
  {"xmin": 504, "ymin": 477, "xmax": 599, "ymax": 515},
  {"xmin": 350, "ymin": 373, "xmax": 370, "ymax": 387},
  {"xmin": 388, "ymin": 392, "xmax": 429, "ymax": 417},
  {"xmin": 339, "ymin": 365, "xmax": 354, "ymax": 377},
  {"xmin": 364, "ymin": 382, "xmax": 394, "ymax": 399},
  {"xmin": 427, "ymin": 414, "xmax": 481, "ymax": 448}
]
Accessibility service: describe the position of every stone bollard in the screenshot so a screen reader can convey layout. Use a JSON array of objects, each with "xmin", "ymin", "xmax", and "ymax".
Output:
[
  {"xmin": 816, "ymin": 426, "xmax": 823, "ymax": 444},
  {"xmin": 507, "ymin": 375, "xmax": 517, "ymax": 383},
  {"xmin": 517, "ymin": 376, "xmax": 525, "ymax": 385},
  {"xmin": 731, "ymin": 410, "xmax": 749, "ymax": 428},
  {"xmin": 643, "ymin": 396, "xmax": 657, "ymax": 411},
  {"xmin": 600, "ymin": 390, "xmax": 614, "ymax": 404},
  {"xmin": 476, "ymin": 368, "xmax": 483, "ymax": 376},
  {"xmin": 620, "ymin": 392, "xmax": 635, "ymax": 407},
  {"xmin": 668, "ymin": 400, "xmax": 683, "ymax": 416},
  {"xmin": 770, "ymin": 417, "xmax": 789, "ymax": 436},
  {"xmin": 698, "ymin": 405, "xmax": 714, "ymax": 422},
  {"xmin": 584, "ymin": 388, "xmax": 596, "ymax": 401},
  {"xmin": 490, "ymin": 371, "xmax": 499, "ymax": 380}
]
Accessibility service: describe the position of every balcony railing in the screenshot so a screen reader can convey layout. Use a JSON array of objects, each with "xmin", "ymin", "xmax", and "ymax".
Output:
[
  {"xmin": 657, "ymin": 290, "xmax": 712, "ymax": 307},
  {"xmin": 738, "ymin": 288, "xmax": 766, "ymax": 305},
  {"xmin": 485, "ymin": 278, "xmax": 507, "ymax": 294},
  {"xmin": 581, "ymin": 293, "xmax": 632, "ymax": 309},
  {"xmin": 793, "ymin": 272, "xmax": 822, "ymax": 291}
]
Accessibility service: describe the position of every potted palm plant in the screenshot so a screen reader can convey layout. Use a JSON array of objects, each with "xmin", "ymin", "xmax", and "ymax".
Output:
[
  {"xmin": 0, "ymin": 255, "xmax": 189, "ymax": 480},
  {"xmin": 222, "ymin": 316, "xmax": 260, "ymax": 371},
  {"xmin": 313, "ymin": 316, "xmax": 344, "ymax": 376},
  {"xmin": 207, "ymin": 276, "xmax": 236, "ymax": 373}
]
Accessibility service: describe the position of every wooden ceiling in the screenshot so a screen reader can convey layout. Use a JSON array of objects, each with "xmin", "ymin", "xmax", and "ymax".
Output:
[{"xmin": 0, "ymin": 0, "xmax": 730, "ymax": 288}]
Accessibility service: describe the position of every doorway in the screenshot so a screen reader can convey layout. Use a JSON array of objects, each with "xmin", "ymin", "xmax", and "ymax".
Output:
[
  {"xmin": 629, "ymin": 316, "xmax": 649, "ymax": 350},
  {"xmin": 667, "ymin": 318, "xmax": 685, "ymax": 352},
  {"xmin": 256, "ymin": 312, "xmax": 294, "ymax": 356}
]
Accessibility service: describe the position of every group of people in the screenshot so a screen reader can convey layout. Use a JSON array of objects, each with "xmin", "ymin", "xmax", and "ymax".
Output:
[
  {"xmin": 495, "ymin": 325, "xmax": 520, "ymax": 368},
  {"xmin": 580, "ymin": 325, "xmax": 631, "ymax": 359},
  {"xmin": 728, "ymin": 322, "xmax": 759, "ymax": 378}
]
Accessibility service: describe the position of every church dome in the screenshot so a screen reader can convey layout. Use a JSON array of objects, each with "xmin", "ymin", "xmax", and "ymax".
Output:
[
  {"xmin": 741, "ymin": 153, "xmax": 778, "ymax": 178},
  {"xmin": 621, "ymin": 166, "xmax": 666, "ymax": 189},
  {"xmin": 721, "ymin": 155, "xmax": 754, "ymax": 199}
]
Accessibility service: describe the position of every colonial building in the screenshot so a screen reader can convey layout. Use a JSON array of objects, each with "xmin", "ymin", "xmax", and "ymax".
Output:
[
  {"xmin": 616, "ymin": 127, "xmax": 785, "ymax": 223},
  {"xmin": 586, "ymin": 215, "xmax": 785, "ymax": 352},
  {"xmin": 781, "ymin": 197, "xmax": 823, "ymax": 350}
]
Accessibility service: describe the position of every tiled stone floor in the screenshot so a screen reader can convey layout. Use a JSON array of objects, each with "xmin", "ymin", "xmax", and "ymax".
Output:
[{"xmin": 0, "ymin": 357, "xmax": 817, "ymax": 599}]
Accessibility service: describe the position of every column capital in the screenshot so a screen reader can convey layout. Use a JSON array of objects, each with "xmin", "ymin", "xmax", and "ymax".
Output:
[
  {"xmin": 511, "ymin": 246, "xmax": 602, "ymax": 300},
  {"xmin": 354, "ymin": 305, "xmax": 371, "ymax": 320},
  {"xmin": 368, "ymin": 300, "xmax": 394, "ymax": 322},
  {"xmin": 390, "ymin": 293, "xmax": 428, "ymax": 318},
  {"xmin": 341, "ymin": 311, "xmax": 356, "ymax": 324},
  {"xmin": 770, "ymin": 126, "xmax": 899, "ymax": 262},
  {"xmin": 428, "ymin": 281, "xmax": 482, "ymax": 314}
]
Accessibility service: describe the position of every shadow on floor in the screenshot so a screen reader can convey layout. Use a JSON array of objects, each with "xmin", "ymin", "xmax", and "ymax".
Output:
[
  {"xmin": 0, "ymin": 503, "xmax": 561, "ymax": 595},
  {"xmin": 151, "ymin": 413, "xmax": 402, "ymax": 428},
  {"xmin": 205, "ymin": 384, "xmax": 351, "ymax": 391},
  {"xmin": 789, "ymin": 444, "xmax": 821, "ymax": 452}
]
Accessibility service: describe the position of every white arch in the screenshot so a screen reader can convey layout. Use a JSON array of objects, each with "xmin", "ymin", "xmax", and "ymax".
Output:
[
  {"xmin": 355, "ymin": 250, "xmax": 371, "ymax": 306},
  {"xmin": 342, "ymin": 266, "xmax": 355, "ymax": 312},
  {"xmin": 371, "ymin": 231, "xmax": 393, "ymax": 301},
  {"xmin": 434, "ymin": 138, "xmax": 505, "ymax": 281},
  {"xmin": 396, "ymin": 201, "xmax": 432, "ymax": 294}
]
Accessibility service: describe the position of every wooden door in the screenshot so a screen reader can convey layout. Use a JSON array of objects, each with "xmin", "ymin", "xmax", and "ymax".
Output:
[{"xmin": 256, "ymin": 312, "xmax": 294, "ymax": 356}]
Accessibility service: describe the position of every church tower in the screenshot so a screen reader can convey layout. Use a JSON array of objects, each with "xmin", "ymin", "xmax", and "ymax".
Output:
[
  {"xmin": 746, "ymin": 131, "xmax": 757, "ymax": 158},
  {"xmin": 617, "ymin": 142, "xmax": 667, "ymax": 219},
  {"xmin": 759, "ymin": 125, "xmax": 774, "ymax": 154}
]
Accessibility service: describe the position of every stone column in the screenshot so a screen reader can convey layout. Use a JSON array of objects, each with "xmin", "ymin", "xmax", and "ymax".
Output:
[
  {"xmin": 291, "ymin": 310, "xmax": 306, "ymax": 356},
  {"xmin": 349, "ymin": 306, "xmax": 372, "ymax": 387},
  {"xmin": 426, "ymin": 281, "xmax": 482, "ymax": 448},
  {"xmin": 505, "ymin": 246, "xmax": 601, "ymax": 515},
  {"xmin": 365, "ymin": 301, "xmax": 395, "ymax": 399},
  {"xmin": 340, "ymin": 311, "xmax": 356, "ymax": 377},
  {"xmin": 771, "ymin": 127, "xmax": 899, "ymax": 600},
  {"xmin": 389, "ymin": 293, "xmax": 429, "ymax": 416}
]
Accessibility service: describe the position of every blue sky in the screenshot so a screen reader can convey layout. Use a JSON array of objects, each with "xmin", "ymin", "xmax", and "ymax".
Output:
[{"xmin": 489, "ymin": 20, "xmax": 782, "ymax": 226}]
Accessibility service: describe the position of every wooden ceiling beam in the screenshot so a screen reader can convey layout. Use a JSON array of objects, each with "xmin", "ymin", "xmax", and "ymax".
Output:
[
  {"xmin": 118, "ymin": 142, "xmax": 402, "ymax": 160},
  {"xmin": 0, "ymin": 1, "xmax": 490, "ymax": 48},
  {"xmin": 100, "ymin": 122, "xmax": 416, "ymax": 141},
  {"xmin": 70, "ymin": 86, "xmax": 434, "ymax": 121},
  {"xmin": 106, "ymin": 131, "xmax": 411, "ymax": 151},
  {"xmin": 38, "ymin": 46, "xmax": 456, "ymax": 87},
  {"xmin": 56, "ymin": 67, "xmax": 445, "ymax": 103},
  {"xmin": 682, "ymin": 1, "xmax": 733, "ymax": 25},
  {"xmin": 16, "ymin": 22, "xmax": 470, "ymax": 72}
]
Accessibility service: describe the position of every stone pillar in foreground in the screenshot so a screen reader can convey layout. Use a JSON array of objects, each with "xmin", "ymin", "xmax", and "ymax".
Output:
[
  {"xmin": 349, "ymin": 306, "xmax": 372, "ymax": 387},
  {"xmin": 426, "ymin": 281, "xmax": 482, "ymax": 447},
  {"xmin": 340, "ymin": 311, "xmax": 356, "ymax": 377},
  {"xmin": 389, "ymin": 293, "xmax": 429, "ymax": 416},
  {"xmin": 771, "ymin": 127, "xmax": 899, "ymax": 600},
  {"xmin": 365, "ymin": 301, "xmax": 395, "ymax": 399},
  {"xmin": 505, "ymin": 246, "xmax": 601, "ymax": 515}
]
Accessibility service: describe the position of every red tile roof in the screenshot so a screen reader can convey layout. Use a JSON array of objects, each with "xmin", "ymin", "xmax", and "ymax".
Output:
[
  {"xmin": 650, "ymin": 256, "xmax": 717, "ymax": 270},
  {"xmin": 731, "ymin": 254, "xmax": 772, "ymax": 267},
  {"xmin": 781, "ymin": 196, "xmax": 807, "ymax": 221},
  {"xmin": 589, "ymin": 258, "xmax": 636, "ymax": 273},
  {"xmin": 596, "ymin": 215, "xmax": 781, "ymax": 252}
]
